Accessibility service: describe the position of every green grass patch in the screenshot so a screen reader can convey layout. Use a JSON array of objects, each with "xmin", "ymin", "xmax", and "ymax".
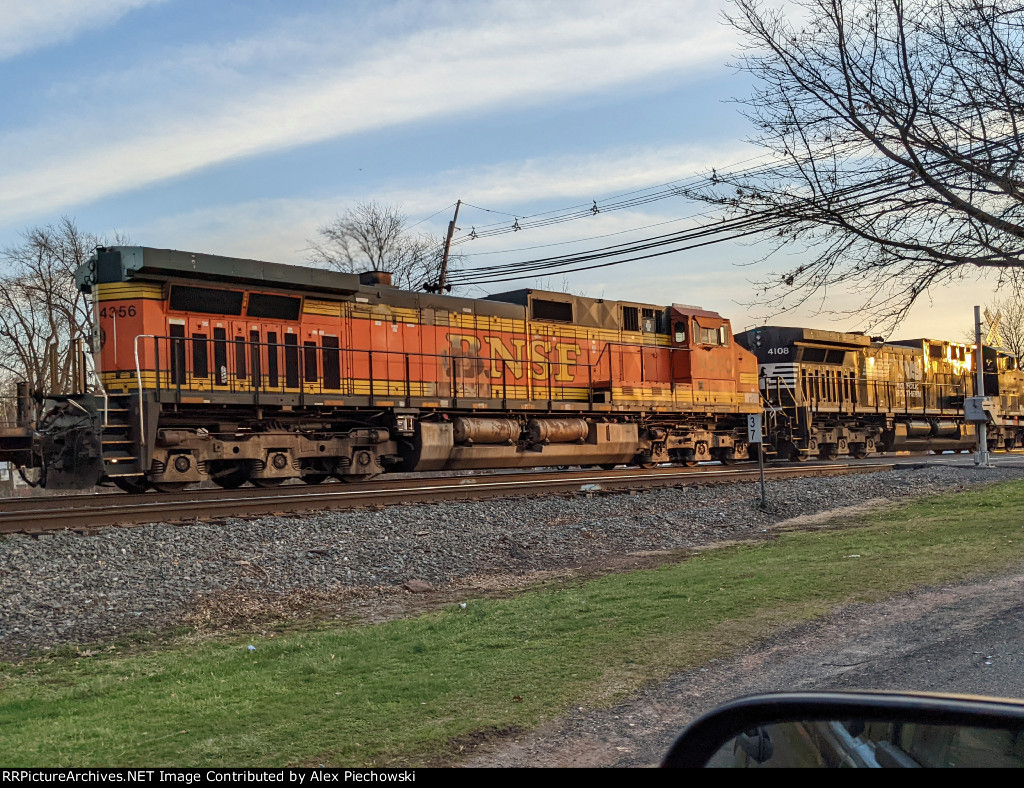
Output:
[{"xmin": 3, "ymin": 480, "xmax": 1024, "ymax": 767}]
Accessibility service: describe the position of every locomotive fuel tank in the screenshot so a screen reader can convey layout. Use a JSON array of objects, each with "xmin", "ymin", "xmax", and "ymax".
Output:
[
  {"xmin": 526, "ymin": 418, "xmax": 589, "ymax": 444},
  {"xmin": 452, "ymin": 417, "xmax": 521, "ymax": 445},
  {"xmin": 407, "ymin": 420, "xmax": 639, "ymax": 471}
]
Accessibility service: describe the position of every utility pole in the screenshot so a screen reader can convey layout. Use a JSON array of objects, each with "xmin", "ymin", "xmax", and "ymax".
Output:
[{"xmin": 433, "ymin": 199, "xmax": 461, "ymax": 293}]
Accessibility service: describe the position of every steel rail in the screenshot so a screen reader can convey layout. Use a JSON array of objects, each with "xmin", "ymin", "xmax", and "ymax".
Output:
[{"xmin": 0, "ymin": 463, "xmax": 892, "ymax": 534}]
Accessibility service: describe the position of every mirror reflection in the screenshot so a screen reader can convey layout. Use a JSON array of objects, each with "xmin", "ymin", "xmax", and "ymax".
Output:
[{"xmin": 709, "ymin": 720, "xmax": 1024, "ymax": 768}]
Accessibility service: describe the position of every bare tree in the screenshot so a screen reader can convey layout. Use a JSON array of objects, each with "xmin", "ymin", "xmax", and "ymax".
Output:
[
  {"xmin": 969, "ymin": 293, "xmax": 1024, "ymax": 356},
  {"xmin": 0, "ymin": 218, "xmax": 112, "ymax": 410},
  {"xmin": 308, "ymin": 201, "xmax": 455, "ymax": 291},
  {"xmin": 687, "ymin": 0, "xmax": 1024, "ymax": 333}
]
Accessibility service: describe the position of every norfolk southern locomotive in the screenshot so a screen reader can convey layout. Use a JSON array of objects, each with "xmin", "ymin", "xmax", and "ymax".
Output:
[{"xmin": 735, "ymin": 326, "xmax": 1023, "ymax": 460}]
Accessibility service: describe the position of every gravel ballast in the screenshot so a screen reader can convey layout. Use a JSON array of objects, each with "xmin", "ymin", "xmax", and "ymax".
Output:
[{"xmin": 1, "ymin": 464, "xmax": 1022, "ymax": 659}]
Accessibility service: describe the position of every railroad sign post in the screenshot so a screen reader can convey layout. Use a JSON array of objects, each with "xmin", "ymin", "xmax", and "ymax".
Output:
[
  {"xmin": 748, "ymin": 413, "xmax": 767, "ymax": 509},
  {"xmin": 974, "ymin": 305, "xmax": 993, "ymax": 468}
]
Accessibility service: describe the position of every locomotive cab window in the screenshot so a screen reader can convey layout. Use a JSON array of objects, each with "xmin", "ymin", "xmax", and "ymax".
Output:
[
  {"xmin": 694, "ymin": 321, "xmax": 723, "ymax": 346},
  {"xmin": 674, "ymin": 321, "xmax": 687, "ymax": 344}
]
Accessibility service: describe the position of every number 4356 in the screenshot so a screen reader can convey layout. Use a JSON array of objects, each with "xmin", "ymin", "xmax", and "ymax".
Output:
[{"xmin": 99, "ymin": 305, "xmax": 136, "ymax": 318}]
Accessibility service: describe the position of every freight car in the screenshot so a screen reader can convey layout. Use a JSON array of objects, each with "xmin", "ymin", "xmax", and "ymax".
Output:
[
  {"xmin": 0, "ymin": 246, "xmax": 761, "ymax": 491},
  {"xmin": 735, "ymin": 326, "xmax": 1024, "ymax": 460}
]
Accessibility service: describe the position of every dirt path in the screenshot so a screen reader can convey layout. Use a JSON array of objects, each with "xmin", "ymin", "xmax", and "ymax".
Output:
[{"xmin": 458, "ymin": 567, "xmax": 1024, "ymax": 767}]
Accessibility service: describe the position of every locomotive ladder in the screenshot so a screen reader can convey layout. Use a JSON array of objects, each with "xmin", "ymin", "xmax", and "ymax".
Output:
[{"xmin": 100, "ymin": 395, "xmax": 144, "ymax": 481}]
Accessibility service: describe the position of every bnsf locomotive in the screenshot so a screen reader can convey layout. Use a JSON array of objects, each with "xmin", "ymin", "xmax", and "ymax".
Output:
[{"xmin": 0, "ymin": 246, "xmax": 761, "ymax": 491}]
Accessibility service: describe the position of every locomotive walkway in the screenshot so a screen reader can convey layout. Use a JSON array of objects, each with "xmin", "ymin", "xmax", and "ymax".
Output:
[{"xmin": 0, "ymin": 462, "xmax": 891, "ymax": 534}]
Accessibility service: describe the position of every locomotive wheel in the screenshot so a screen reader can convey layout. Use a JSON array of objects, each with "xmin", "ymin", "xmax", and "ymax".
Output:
[
  {"xmin": 114, "ymin": 476, "xmax": 150, "ymax": 494},
  {"xmin": 683, "ymin": 460, "xmax": 699, "ymax": 467},
  {"xmin": 252, "ymin": 478, "xmax": 285, "ymax": 488},
  {"xmin": 636, "ymin": 461, "xmax": 658, "ymax": 470},
  {"xmin": 818, "ymin": 445, "xmax": 839, "ymax": 461},
  {"xmin": 212, "ymin": 467, "xmax": 248, "ymax": 489},
  {"xmin": 301, "ymin": 474, "xmax": 329, "ymax": 485},
  {"xmin": 790, "ymin": 450, "xmax": 808, "ymax": 462},
  {"xmin": 151, "ymin": 481, "xmax": 188, "ymax": 493}
]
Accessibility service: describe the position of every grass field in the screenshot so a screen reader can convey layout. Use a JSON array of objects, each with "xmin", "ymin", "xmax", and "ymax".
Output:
[{"xmin": 2, "ymin": 480, "xmax": 1023, "ymax": 766}]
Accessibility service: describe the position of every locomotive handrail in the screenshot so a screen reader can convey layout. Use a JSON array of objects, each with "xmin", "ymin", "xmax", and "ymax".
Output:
[
  {"xmin": 131, "ymin": 333, "xmax": 617, "ymax": 407},
  {"xmin": 133, "ymin": 333, "xmax": 157, "ymax": 458}
]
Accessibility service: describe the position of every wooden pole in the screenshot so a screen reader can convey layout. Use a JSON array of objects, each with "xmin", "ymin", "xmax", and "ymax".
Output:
[{"xmin": 435, "ymin": 199, "xmax": 461, "ymax": 292}]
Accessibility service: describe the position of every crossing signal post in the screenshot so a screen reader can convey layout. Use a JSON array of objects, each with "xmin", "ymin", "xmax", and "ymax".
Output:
[{"xmin": 748, "ymin": 412, "xmax": 766, "ymax": 509}]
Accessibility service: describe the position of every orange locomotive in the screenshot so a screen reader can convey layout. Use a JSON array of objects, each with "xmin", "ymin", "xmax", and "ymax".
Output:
[{"xmin": 7, "ymin": 246, "xmax": 760, "ymax": 491}]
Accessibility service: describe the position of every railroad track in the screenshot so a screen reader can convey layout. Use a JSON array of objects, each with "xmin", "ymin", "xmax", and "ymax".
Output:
[{"xmin": 0, "ymin": 462, "xmax": 893, "ymax": 534}]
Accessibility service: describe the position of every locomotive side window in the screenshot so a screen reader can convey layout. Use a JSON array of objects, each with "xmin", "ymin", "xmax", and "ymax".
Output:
[
  {"xmin": 214, "ymin": 327, "xmax": 228, "ymax": 385},
  {"xmin": 674, "ymin": 321, "xmax": 687, "ymax": 343},
  {"xmin": 304, "ymin": 342, "xmax": 318, "ymax": 383},
  {"xmin": 718, "ymin": 325, "xmax": 728, "ymax": 345},
  {"xmin": 247, "ymin": 293, "xmax": 301, "ymax": 321},
  {"xmin": 323, "ymin": 336, "xmax": 341, "ymax": 390},
  {"xmin": 170, "ymin": 324, "xmax": 185, "ymax": 384},
  {"xmin": 267, "ymin": 331, "xmax": 279, "ymax": 388},
  {"xmin": 192, "ymin": 333, "xmax": 209, "ymax": 378},
  {"xmin": 250, "ymin": 330, "xmax": 261, "ymax": 387},
  {"xmin": 234, "ymin": 337, "xmax": 247, "ymax": 381},
  {"xmin": 284, "ymin": 334, "xmax": 299, "ymax": 388},
  {"xmin": 698, "ymin": 326, "xmax": 720, "ymax": 345},
  {"xmin": 169, "ymin": 286, "xmax": 243, "ymax": 315}
]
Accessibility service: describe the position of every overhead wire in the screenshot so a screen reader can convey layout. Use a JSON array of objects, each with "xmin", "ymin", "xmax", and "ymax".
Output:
[
  {"xmin": 450, "ymin": 153, "xmax": 780, "ymax": 242},
  {"xmin": 405, "ymin": 202, "xmax": 459, "ymax": 231},
  {"xmin": 447, "ymin": 165, "xmax": 943, "ymax": 286},
  {"xmin": 443, "ymin": 137, "xmax": 1023, "ymax": 287}
]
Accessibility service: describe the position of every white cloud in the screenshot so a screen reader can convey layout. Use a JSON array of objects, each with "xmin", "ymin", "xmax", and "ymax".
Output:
[
  {"xmin": 0, "ymin": 0, "xmax": 736, "ymax": 225},
  {"xmin": 125, "ymin": 138, "xmax": 993, "ymax": 339},
  {"xmin": 129, "ymin": 141, "xmax": 758, "ymax": 261},
  {"xmin": 0, "ymin": 0, "xmax": 162, "ymax": 59}
]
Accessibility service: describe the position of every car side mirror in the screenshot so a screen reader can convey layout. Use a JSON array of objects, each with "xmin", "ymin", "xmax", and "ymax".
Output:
[{"xmin": 661, "ymin": 691, "xmax": 1024, "ymax": 768}]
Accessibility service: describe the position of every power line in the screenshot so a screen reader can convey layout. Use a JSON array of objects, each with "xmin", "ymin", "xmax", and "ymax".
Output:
[
  {"xmin": 405, "ymin": 202, "xmax": 458, "ymax": 231},
  {"xmin": 451, "ymin": 153, "xmax": 779, "ymax": 242},
  {"xmin": 447, "ymin": 166, "xmax": 930, "ymax": 286}
]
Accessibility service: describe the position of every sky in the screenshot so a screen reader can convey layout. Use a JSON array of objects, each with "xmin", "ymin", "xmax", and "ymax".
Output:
[{"xmin": 0, "ymin": 0, "xmax": 1000, "ymax": 338}]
